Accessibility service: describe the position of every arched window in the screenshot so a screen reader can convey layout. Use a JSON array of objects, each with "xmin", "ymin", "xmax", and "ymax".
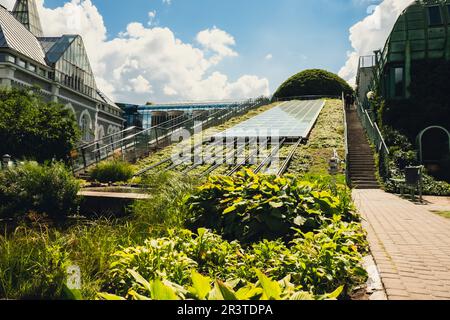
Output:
[
  {"xmin": 79, "ymin": 110, "xmax": 92, "ymax": 142},
  {"xmin": 96, "ymin": 125, "xmax": 105, "ymax": 140}
]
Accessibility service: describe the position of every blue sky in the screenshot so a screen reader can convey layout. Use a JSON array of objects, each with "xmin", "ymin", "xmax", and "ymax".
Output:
[{"xmin": 39, "ymin": 0, "xmax": 380, "ymax": 97}]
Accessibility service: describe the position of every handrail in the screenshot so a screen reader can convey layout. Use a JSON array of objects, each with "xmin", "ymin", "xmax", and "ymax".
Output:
[
  {"xmin": 342, "ymin": 92, "xmax": 349, "ymax": 185},
  {"xmin": 72, "ymin": 97, "xmax": 269, "ymax": 173},
  {"xmin": 78, "ymin": 126, "xmax": 139, "ymax": 151}
]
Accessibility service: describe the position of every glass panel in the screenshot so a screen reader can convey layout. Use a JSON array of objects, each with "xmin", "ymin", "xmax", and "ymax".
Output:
[
  {"xmin": 428, "ymin": 6, "xmax": 442, "ymax": 26},
  {"xmin": 17, "ymin": 59, "xmax": 26, "ymax": 68},
  {"xmin": 28, "ymin": 64, "xmax": 36, "ymax": 72},
  {"xmin": 6, "ymin": 55, "xmax": 16, "ymax": 63},
  {"xmin": 394, "ymin": 67, "xmax": 404, "ymax": 97}
]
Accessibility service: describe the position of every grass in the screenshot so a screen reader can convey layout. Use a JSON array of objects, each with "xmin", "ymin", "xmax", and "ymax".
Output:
[
  {"xmin": 433, "ymin": 211, "xmax": 450, "ymax": 219},
  {"xmin": 286, "ymin": 99, "xmax": 345, "ymax": 178}
]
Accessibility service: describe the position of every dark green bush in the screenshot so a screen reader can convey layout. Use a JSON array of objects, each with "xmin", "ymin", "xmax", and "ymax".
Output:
[
  {"xmin": 273, "ymin": 69, "xmax": 353, "ymax": 100},
  {"xmin": 0, "ymin": 162, "xmax": 80, "ymax": 221},
  {"xmin": 185, "ymin": 170, "xmax": 358, "ymax": 244},
  {"xmin": 90, "ymin": 160, "xmax": 134, "ymax": 183},
  {"xmin": 0, "ymin": 88, "xmax": 80, "ymax": 162}
]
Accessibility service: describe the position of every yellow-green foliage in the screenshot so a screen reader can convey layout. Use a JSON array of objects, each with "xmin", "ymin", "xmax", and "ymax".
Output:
[{"xmin": 287, "ymin": 99, "xmax": 345, "ymax": 176}]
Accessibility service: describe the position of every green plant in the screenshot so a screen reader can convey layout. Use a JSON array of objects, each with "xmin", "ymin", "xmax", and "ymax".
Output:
[
  {"xmin": 0, "ymin": 161, "xmax": 80, "ymax": 221},
  {"xmin": 273, "ymin": 69, "xmax": 353, "ymax": 100},
  {"xmin": 102, "ymin": 227, "xmax": 367, "ymax": 298},
  {"xmin": 132, "ymin": 171, "xmax": 198, "ymax": 228},
  {"xmin": 90, "ymin": 160, "xmax": 134, "ymax": 183},
  {"xmin": 98, "ymin": 269, "xmax": 344, "ymax": 301},
  {"xmin": 185, "ymin": 170, "xmax": 358, "ymax": 244},
  {"xmin": 0, "ymin": 226, "xmax": 71, "ymax": 299},
  {"xmin": 0, "ymin": 88, "xmax": 80, "ymax": 162}
]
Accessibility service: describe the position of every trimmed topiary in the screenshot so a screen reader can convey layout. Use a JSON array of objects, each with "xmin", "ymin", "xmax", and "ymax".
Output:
[{"xmin": 273, "ymin": 69, "xmax": 353, "ymax": 100}]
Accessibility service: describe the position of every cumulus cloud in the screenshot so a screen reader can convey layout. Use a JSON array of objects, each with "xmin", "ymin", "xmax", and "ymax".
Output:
[
  {"xmin": 339, "ymin": 0, "xmax": 414, "ymax": 86},
  {"xmin": 265, "ymin": 54, "xmax": 273, "ymax": 60},
  {"xmin": 196, "ymin": 27, "xmax": 238, "ymax": 59},
  {"xmin": 0, "ymin": 0, "xmax": 269, "ymax": 103}
]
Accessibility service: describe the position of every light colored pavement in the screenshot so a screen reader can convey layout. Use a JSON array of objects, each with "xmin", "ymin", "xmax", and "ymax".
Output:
[{"xmin": 353, "ymin": 189, "xmax": 450, "ymax": 300}]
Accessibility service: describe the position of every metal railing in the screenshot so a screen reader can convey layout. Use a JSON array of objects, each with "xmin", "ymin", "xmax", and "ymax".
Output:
[
  {"xmin": 71, "ymin": 97, "xmax": 270, "ymax": 173},
  {"xmin": 355, "ymin": 96, "xmax": 390, "ymax": 179},
  {"xmin": 342, "ymin": 93, "xmax": 350, "ymax": 185}
]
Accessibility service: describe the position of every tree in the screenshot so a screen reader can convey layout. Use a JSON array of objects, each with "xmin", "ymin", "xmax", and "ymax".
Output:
[{"xmin": 0, "ymin": 87, "xmax": 80, "ymax": 162}]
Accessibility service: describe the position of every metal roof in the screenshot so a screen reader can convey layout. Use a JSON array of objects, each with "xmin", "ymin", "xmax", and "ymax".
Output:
[
  {"xmin": 216, "ymin": 100, "xmax": 325, "ymax": 139},
  {"xmin": 0, "ymin": 5, "xmax": 46, "ymax": 65}
]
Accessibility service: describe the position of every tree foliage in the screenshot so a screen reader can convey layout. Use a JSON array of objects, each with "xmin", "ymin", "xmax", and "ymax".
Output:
[
  {"xmin": 273, "ymin": 69, "xmax": 353, "ymax": 100},
  {"xmin": 0, "ymin": 87, "xmax": 80, "ymax": 162}
]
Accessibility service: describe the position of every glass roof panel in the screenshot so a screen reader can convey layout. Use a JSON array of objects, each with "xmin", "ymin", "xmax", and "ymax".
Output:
[{"xmin": 216, "ymin": 100, "xmax": 326, "ymax": 139}]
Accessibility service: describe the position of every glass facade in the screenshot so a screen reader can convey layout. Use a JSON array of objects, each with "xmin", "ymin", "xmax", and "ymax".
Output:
[
  {"xmin": 12, "ymin": 0, "xmax": 44, "ymax": 37},
  {"xmin": 428, "ymin": 6, "xmax": 443, "ymax": 26},
  {"xmin": 49, "ymin": 36, "xmax": 97, "ymax": 98}
]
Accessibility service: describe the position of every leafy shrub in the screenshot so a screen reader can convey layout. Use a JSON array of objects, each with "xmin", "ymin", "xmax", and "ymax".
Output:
[
  {"xmin": 99, "ymin": 269, "xmax": 344, "ymax": 301},
  {"xmin": 273, "ymin": 69, "xmax": 353, "ymax": 100},
  {"xmin": 90, "ymin": 160, "xmax": 134, "ymax": 183},
  {"xmin": 185, "ymin": 170, "xmax": 358, "ymax": 244},
  {"xmin": 0, "ymin": 162, "xmax": 80, "ymax": 221},
  {"xmin": 102, "ymin": 227, "xmax": 367, "ymax": 298},
  {"xmin": 0, "ymin": 88, "xmax": 80, "ymax": 162}
]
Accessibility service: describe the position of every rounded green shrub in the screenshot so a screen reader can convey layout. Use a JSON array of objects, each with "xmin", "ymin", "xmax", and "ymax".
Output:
[
  {"xmin": 185, "ymin": 169, "xmax": 358, "ymax": 244},
  {"xmin": 273, "ymin": 69, "xmax": 353, "ymax": 100},
  {"xmin": 0, "ymin": 161, "xmax": 80, "ymax": 221},
  {"xmin": 89, "ymin": 160, "xmax": 134, "ymax": 183}
]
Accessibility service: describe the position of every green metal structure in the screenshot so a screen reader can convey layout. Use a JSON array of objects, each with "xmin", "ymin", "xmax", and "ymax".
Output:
[{"xmin": 374, "ymin": 0, "xmax": 450, "ymax": 100}]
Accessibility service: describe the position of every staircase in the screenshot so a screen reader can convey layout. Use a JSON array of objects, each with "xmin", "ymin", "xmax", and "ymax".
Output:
[{"xmin": 346, "ymin": 108, "xmax": 380, "ymax": 189}]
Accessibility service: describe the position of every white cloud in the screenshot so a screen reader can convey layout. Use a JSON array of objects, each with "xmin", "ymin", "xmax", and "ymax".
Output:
[
  {"xmin": 129, "ymin": 75, "xmax": 153, "ymax": 94},
  {"xmin": 148, "ymin": 10, "xmax": 157, "ymax": 26},
  {"xmin": 196, "ymin": 27, "xmax": 238, "ymax": 59},
  {"xmin": 0, "ymin": 0, "xmax": 269, "ymax": 103},
  {"xmin": 265, "ymin": 54, "xmax": 273, "ymax": 60},
  {"xmin": 339, "ymin": 0, "xmax": 414, "ymax": 86}
]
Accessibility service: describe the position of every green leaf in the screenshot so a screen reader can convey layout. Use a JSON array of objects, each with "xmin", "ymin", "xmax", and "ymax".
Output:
[
  {"xmin": 289, "ymin": 291, "xmax": 315, "ymax": 300},
  {"xmin": 97, "ymin": 292, "xmax": 126, "ymax": 300},
  {"xmin": 190, "ymin": 271, "xmax": 212, "ymax": 300},
  {"xmin": 127, "ymin": 269, "xmax": 152, "ymax": 292},
  {"xmin": 325, "ymin": 285, "xmax": 344, "ymax": 300},
  {"xmin": 269, "ymin": 201, "xmax": 283, "ymax": 208},
  {"xmin": 150, "ymin": 279, "xmax": 179, "ymax": 300},
  {"xmin": 223, "ymin": 206, "xmax": 237, "ymax": 214},
  {"xmin": 216, "ymin": 281, "xmax": 238, "ymax": 300},
  {"xmin": 255, "ymin": 269, "xmax": 281, "ymax": 300}
]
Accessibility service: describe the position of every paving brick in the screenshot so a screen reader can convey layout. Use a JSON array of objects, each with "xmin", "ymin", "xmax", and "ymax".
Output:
[{"xmin": 354, "ymin": 190, "xmax": 450, "ymax": 301}]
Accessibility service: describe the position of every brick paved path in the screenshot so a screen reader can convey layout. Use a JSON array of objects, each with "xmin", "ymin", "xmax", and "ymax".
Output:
[{"xmin": 353, "ymin": 189, "xmax": 450, "ymax": 300}]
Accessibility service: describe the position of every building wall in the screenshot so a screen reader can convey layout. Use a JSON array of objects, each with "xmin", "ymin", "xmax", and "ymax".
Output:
[{"xmin": 0, "ymin": 57, "xmax": 123, "ymax": 143}]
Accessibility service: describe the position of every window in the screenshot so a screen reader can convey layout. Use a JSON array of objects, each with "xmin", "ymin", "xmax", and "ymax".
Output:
[
  {"xmin": 80, "ymin": 113, "xmax": 92, "ymax": 141},
  {"xmin": 428, "ymin": 6, "xmax": 442, "ymax": 26},
  {"xmin": 38, "ymin": 68, "xmax": 46, "ymax": 77},
  {"xmin": 394, "ymin": 67, "xmax": 404, "ymax": 97},
  {"xmin": 6, "ymin": 55, "xmax": 15, "ymax": 63},
  {"xmin": 28, "ymin": 64, "xmax": 36, "ymax": 72},
  {"xmin": 17, "ymin": 59, "xmax": 26, "ymax": 68}
]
